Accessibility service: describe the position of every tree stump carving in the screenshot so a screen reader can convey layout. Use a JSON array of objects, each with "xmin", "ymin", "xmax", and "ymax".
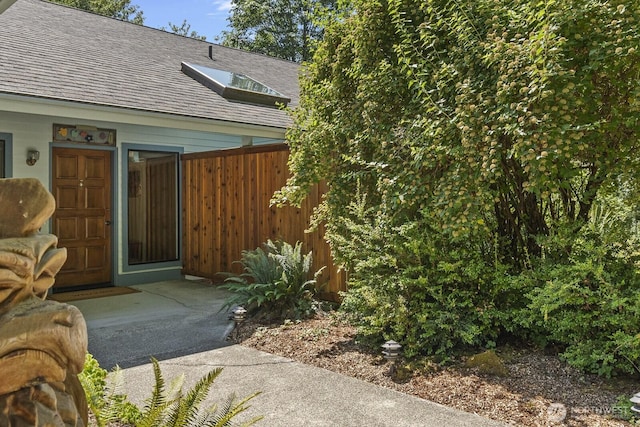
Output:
[{"xmin": 0, "ymin": 178, "xmax": 88, "ymax": 427}]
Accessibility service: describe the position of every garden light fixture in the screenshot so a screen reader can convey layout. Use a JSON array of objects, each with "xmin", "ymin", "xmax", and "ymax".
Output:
[
  {"xmin": 381, "ymin": 340, "xmax": 402, "ymax": 362},
  {"xmin": 232, "ymin": 306, "xmax": 247, "ymax": 323},
  {"xmin": 230, "ymin": 306, "xmax": 247, "ymax": 342},
  {"xmin": 381, "ymin": 340, "xmax": 402, "ymax": 376},
  {"xmin": 631, "ymin": 392, "xmax": 640, "ymax": 414}
]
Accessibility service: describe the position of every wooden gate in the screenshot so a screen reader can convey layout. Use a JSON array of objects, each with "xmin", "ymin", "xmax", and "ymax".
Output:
[{"xmin": 182, "ymin": 144, "xmax": 345, "ymax": 301}]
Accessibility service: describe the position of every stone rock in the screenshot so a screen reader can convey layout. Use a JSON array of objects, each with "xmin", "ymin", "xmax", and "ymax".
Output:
[{"xmin": 464, "ymin": 350, "xmax": 509, "ymax": 377}]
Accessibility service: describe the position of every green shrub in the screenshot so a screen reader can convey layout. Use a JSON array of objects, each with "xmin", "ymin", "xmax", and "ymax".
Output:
[
  {"xmin": 335, "ymin": 198, "xmax": 521, "ymax": 358},
  {"xmin": 613, "ymin": 394, "xmax": 640, "ymax": 423},
  {"xmin": 516, "ymin": 227, "xmax": 640, "ymax": 377},
  {"xmin": 221, "ymin": 239, "xmax": 325, "ymax": 320},
  {"xmin": 335, "ymin": 194, "xmax": 640, "ymax": 376},
  {"xmin": 78, "ymin": 355, "xmax": 262, "ymax": 426},
  {"xmin": 78, "ymin": 353, "xmax": 140, "ymax": 426},
  {"xmin": 273, "ymin": 0, "xmax": 640, "ymax": 379}
]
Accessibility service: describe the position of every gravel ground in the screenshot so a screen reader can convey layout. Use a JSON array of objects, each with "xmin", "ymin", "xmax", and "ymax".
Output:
[{"xmin": 237, "ymin": 312, "xmax": 639, "ymax": 427}]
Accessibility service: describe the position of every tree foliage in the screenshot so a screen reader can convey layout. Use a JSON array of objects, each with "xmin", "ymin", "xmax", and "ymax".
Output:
[
  {"xmin": 162, "ymin": 20, "xmax": 207, "ymax": 41},
  {"xmin": 276, "ymin": 0, "xmax": 640, "ymax": 375},
  {"xmin": 50, "ymin": 0, "xmax": 144, "ymax": 24},
  {"xmin": 219, "ymin": 0, "xmax": 340, "ymax": 62}
]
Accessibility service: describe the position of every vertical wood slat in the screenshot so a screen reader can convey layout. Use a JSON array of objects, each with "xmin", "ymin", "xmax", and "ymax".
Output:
[
  {"xmin": 181, "ymin": 144, "xmax": 345, "ymax": 301},
  {"xmin": 147, "ymin": 156, "xmax": 177, "ymax": 261}
]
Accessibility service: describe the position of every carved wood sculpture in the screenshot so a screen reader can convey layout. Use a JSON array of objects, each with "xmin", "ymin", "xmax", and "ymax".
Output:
[{"xmin": 0, "ymin": 178, "xmax": 88, "ymax": 427}]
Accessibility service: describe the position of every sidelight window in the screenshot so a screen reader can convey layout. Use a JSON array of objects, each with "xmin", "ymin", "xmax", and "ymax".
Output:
[{"xmin": 127, "ymin": 149, "xmax": 179, "ymax": 265}]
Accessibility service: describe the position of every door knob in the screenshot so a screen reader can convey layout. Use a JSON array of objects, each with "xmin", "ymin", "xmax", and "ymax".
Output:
[{"xmin": 105, "ymin": 220, "xmax": 112, "ymax": 225}]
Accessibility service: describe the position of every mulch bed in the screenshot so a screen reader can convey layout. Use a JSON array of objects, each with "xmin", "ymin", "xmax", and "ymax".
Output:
[{"xmin": 237, "ymin": 313, "xmax": 639, "ymax": 427}]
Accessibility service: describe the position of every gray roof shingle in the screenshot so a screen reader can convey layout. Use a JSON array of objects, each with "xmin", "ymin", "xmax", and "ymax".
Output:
[{"xmin": 0, "ymin": 0, "xmax": 300, "ymax": 129}]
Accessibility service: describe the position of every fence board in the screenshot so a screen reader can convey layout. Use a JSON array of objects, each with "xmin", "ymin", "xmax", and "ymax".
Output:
[{"xmin": 181, "ymin": 144, "xmax": 345, "ymax": 300}]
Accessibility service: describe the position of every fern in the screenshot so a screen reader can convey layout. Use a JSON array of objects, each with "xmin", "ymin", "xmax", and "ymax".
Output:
[
  {"xmin": 78, "ymin": 354, "xmax": 141, "ymax": 427},
  {"xmin": 145, "ymin": 357, "xmax": 167, "ymax": 412},
  {"xmin": 165, "ymin": 369, "xmax": 222, "ymax": 426},
  {"xmin": 220, "ymin": 239, "xmax": 325, "ymax": 320},
  {"xmin": 134, "ymin": 358, "xmax": 263, "ymax": 427},
  {"xmin": 206, "ymin": 392, "xmax": 264, "ymax": 427},
  {"xmin": 79, "ymin": 355, "xmax": 262, "ymax": 426}
]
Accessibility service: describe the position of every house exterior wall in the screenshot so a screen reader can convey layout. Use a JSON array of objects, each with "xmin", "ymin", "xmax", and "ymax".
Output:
[{"xmin": 0, "ymin": 105, "xmax": 286, "ymax": 287}]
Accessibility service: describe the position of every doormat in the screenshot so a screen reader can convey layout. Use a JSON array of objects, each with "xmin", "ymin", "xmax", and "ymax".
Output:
[{"xmin": 48, "ymin": 286, "xmax": 140, "ymax": 303}]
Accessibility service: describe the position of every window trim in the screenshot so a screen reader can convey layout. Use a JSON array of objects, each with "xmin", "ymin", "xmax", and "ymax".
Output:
[
  {"xmin": 121, "ymin": 143, "xmax": 183, "ymax": 273},
  {"xmin": 0, "ymin": 133, "xmax": 13, "ymax": 178}
]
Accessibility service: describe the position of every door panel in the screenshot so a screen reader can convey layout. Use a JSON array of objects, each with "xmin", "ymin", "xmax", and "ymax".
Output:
[{"xmin": 52, "ymin": 147, "xmax": 112, "ymax": 289}]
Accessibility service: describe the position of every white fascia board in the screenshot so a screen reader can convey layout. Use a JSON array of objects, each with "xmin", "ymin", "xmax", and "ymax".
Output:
[{"xmin": 0, "ymin": 94, "xmax": 287, "ymax": 140}]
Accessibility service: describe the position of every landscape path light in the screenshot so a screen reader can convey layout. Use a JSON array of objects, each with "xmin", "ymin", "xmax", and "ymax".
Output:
[
  {"xmin": 381, "ymin": 340, "xmax": 402, "ymax": 376},
  {"xmin": 230, "ymin": 306, "xmax": 247, "ymax": 342},
  {"xmin": 631, "ymin": 392, "xmax": 640, "ymax": 414},
  {"xmin": 232, "ymin": 306, "xmax": 247, "ymax": 323}
]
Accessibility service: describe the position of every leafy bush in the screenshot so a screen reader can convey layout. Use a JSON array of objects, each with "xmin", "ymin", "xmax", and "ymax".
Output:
[
  {"xmin": 79, "ymin": 354, "xmax": 262, "ymax": 426},
  {"xmin": 274, "ymin": 0, "xmax": 640, "ymax": 377},
  {"xmin": 78, "ymin": 353, "xmax": 139, "ymax": 426},
  {"xmin": 221, "ymin": 239, "xmax": 325, "ymax": 320},
  {"xmin": 336, "ymin": 196, "xmax": 520, "ymax": 358},
  {"xmin": 336, "ymin": 193, "xmax": 640, "ymax": 376},
  {"xmin": 613, "ymin": 394, "xmax": 640, "ymax": 423},
  {"xmin": 515, "ymin": 224, "xmax": 640, "ymax": 377}
]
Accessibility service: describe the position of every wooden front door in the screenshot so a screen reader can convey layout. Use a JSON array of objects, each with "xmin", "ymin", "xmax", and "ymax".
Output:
[{"xmin": 52, "ymin": 147, "xmax": 112, "ymax": 289}]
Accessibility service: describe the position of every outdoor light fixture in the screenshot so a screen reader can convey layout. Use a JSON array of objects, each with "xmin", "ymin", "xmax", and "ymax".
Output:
[
  {"xmin": 232, "ymin": 306, "xmax": 247, "ymax": 323},
  {"xmin": 26, "ymin": 150, "xmax": 40, "ymax": 166},
  {"xmin": 381, "ymin": 340, "xmax": 402, "ymax": 375},
  {"xmin": 230, "ymin": 306, "xmax": 247, "ymax": 342},
  {"xmin": 631, "ymin": 392, "xmax": 640, "ymax": 414}
]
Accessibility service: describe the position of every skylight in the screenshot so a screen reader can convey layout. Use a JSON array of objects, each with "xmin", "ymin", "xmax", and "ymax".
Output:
[{"xmin": 182, "ymin": 62, "xmax": 291, "ymax": 107}]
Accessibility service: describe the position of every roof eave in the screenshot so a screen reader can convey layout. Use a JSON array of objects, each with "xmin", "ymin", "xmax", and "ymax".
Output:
[{"xmin": 0, "ymin": 92, "xmax": 290, "ymax": 139}]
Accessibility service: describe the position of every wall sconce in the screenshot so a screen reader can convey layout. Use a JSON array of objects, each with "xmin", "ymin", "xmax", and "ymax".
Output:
[{"xmin": 26, "ymin": 150, "xmax": 40, "ymax": 166}]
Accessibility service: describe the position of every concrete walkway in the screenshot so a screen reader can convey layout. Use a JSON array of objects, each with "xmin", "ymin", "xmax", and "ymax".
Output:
[
  {"xmin": 70, "ymin": 280, "xmax": 506, "ymax": 426},
  {"xmin": 71, "ymin": 279, "xmax": 233, "ymax": 369}
]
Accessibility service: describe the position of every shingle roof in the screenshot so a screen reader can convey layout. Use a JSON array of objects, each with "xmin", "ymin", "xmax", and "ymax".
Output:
[{"xmin": 0, "ymin": 0, "xmax": 300, "ymax": 129}]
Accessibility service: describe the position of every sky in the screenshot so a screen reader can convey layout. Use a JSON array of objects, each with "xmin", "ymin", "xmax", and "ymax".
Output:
[{"xmin": 133, "ymin": 0, "xmax": 232, "ymax": 42}]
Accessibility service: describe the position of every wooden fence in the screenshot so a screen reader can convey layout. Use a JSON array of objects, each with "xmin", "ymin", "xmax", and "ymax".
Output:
[{"xmin": 181, "ymin": 144, "xmax": 345, "ymax": 301}]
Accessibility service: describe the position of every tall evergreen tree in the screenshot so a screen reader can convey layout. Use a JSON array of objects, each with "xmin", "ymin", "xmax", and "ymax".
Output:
[
  {"xmin": 219, "ymin": 0, "xmax": 339, "ymax": 62},
  {"xmin": 50, "ymin": 0, "xmax": 144, "ymax": 24}
]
